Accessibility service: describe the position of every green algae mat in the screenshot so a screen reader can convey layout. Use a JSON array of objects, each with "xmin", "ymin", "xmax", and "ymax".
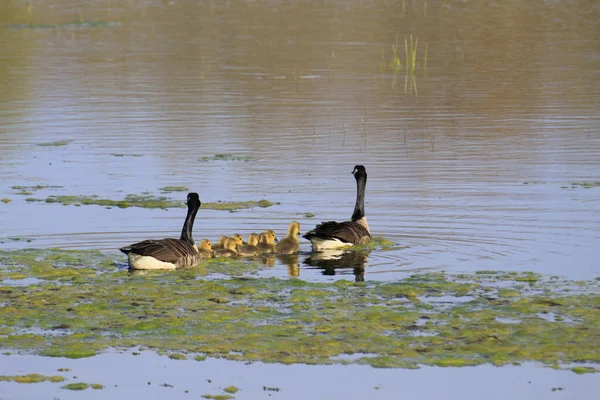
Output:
[{"xmin": 0, "ymin": 248, "xmax": 599, "ymax": 370}]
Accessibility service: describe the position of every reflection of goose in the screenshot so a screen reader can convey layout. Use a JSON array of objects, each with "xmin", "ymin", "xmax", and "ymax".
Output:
[
  {"xmin": 257, "ymin": 231, "xmax": 277, "ymax": 254},
  {"xmin": 120, "ymin": 193, "xmax": 202, "ymax": 270},
  {"xmin": 197, "ymin": 239, "xmax": 214, "ymax": 258},
  {"xmin": 303, "ymin": 249, "xmax": 370, "ymax": 282},
  {"xmin": 214, "ymin": 237, "xmax": 238, "ymax": 258},
  {"xmin": 303, "ymin": 165, "xmax": 371, "ymax": 250},
  {"xmin": 237, "ymin": 233, "xmax": 260, "ymax": 257},
  {"xmin": 275, "ymin": 221, "xmax": 301, "ymax": 254}
]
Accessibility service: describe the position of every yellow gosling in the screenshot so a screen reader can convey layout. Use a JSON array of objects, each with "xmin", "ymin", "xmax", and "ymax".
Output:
[
  {"xmin": 263, "ymin": 229, "xmax": 278, "ymax": 242},
  {"xmin": 212, "ymin": 236, "xmax": 228, "ymax": 250},
  {"xmin": 257, "ymin": 232, "xmax": 277, "ymax": 254},
  {"xmin": 197, "ymin": 239, "xmax": 214, "ymax": 258},
  {"xmin": 231, "ymin": 233, "xmax": 245, "ymax": 245},
  {"xmin": 275, "ymin": 221, "xmax": 301, "ymax": 255},
  {"xmin": 237, "ymin": 233, "xmax": 260, "ymax": 257},
  {"xmin": 213, "ymin": 237, "xmax": 238, "ymax": 258}
]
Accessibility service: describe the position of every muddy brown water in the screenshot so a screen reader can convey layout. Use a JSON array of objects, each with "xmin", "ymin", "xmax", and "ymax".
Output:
[
  {"xmin": 1, "ymin": 0, "xmax": 599, "ymax": 283},
  {"xmin": 1, "ymin": 1, "xmax": 599, "ymax": 398}
]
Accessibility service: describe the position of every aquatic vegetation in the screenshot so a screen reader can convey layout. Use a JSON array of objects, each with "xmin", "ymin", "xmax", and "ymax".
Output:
[
  {"xmin": 381, "ymin": 34, "xmax": 426, "ymax": 93},
  {"xmin": 12, "ymin": 185, "xmax": 63, "ymax": 196},
  {"xmin": 91, "ymin": 383, "xmax": 104, "ymax": 389},
  {"xmin": 1, "ymin": 198, "xmax": 10, "ymax": 204},
  {"xmin": 224, "ymin": 386, "xmax": 239, "ymax": 394},
  {"xmin": 199, "ymin": 153, "xmax": 254, "ymax": 162},
  {"xmin": 304, "ymin": 213, "xmax": 316, "ymax": 218},
  {"xmin": 348, "ymin": 236, "xmax": 402, "ymax": 251},
  {"xmin": 202, "ymin": 199, "xmax": 278, "ymax": 212},
  {"xmin": 160, "ymin": 186, "xmax": 189, "ymax": 193},
  {"xmin": 7, "ymin": 21, "xmax": 120, "ymax": 30},
  {"xmin": 0, "ymin": 374, "xmax": 65, "ymax": 383},
  {"xmin": 0, "ymin": 247, "xmax": 598, "ymax": 370},
  {"xmin": 35, "ymin": 140, "xmax": 73, "ymax": 147},
  {"xmin": 24, "ymin": 193, "xmax": 277, "ymax": 211},
  {"xmin": 202, "ymin": 395, "xmax": 234, "ymax": 400},
  {"xmin": 62, "ymin": 382, "xmax": 89, "ymax": 390},
  {"xmin": 571, "ymin": 366, "xmax": 598, "ymax": 374}
]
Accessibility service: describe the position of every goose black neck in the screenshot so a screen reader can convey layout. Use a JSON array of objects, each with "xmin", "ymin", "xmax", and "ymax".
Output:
[
  {"xmin": 351, "ymin": 173, "xmax": 367, "ymax": 222},
  {"xmin": 180, "ymin": 197, "xmax": 200, "ymax": 246}
]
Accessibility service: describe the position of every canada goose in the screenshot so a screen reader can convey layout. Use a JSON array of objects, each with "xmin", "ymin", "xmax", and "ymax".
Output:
[
  {"xmin": 197, "ymin": 239, "xmax": 214, "ymax": 258},
  {"xmin": 237, "ymin": 233, "xmax": 260, "ymax": 257},
  {"xmin": 257, "ymin": 231, "xmax": 277, "ymax": 254},
  {"xmin": 275, "ymin": 221, "xmax": 301, "ymax": 254},
  {"xmin": 213, "ymin": 237, "xmax": 238, "ymax": 258},
  {"xmin": 120, "ymin": 192, "xmax": 202, "ymax": 270},
  {"xmin": 303, "ymin": 165, "xmax": 371, "ymax": 250}
]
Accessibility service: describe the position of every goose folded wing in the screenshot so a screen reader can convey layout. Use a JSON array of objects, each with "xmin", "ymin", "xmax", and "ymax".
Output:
[
  {"xmin": 306, "ymin": 221, "xmax": 370, "ymax": 244},
  {"xmin": 121, "ymin": 239, "xmax": 192, "ymax": 263}
]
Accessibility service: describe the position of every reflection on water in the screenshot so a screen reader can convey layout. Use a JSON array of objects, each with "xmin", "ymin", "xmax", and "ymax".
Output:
[
  {"xmin": 303, "ymin": 249, "xmax": 370, "ymax": 282},
  {"xmin": 0, "ymin": 0, "xmax": 599, "ymax": 281}
]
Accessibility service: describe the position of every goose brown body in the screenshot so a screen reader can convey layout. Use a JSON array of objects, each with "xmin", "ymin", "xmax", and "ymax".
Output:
[{"xmin": 120, "ymin": 193, "xmax": 202, "ymax": 270}]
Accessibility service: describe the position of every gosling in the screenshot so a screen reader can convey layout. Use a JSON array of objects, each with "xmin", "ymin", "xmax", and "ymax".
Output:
[
  {"xmin": 213, "ymin": 237, "xmax": 238, "ymax": 258},
  {"xmin": 257, "ymin": 231, "xmax": 277, "ymax": 254},
  {"xmin": 212, "ymin": 236, "xmax": 228, "ymax": 250},
  {"xmin": 237, "ymin": 233, "xmax": 260, "ymax": 257},
  {"xmin": 275, "ymin": 221, "xmax": 300, "ymax": 255},
  {"xmin": 197, "ymin": 239, "xmax": 214, "ymax": 258}
]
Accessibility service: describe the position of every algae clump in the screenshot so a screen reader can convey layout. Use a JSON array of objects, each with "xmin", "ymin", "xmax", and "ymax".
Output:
[{"xmin": 62, "ymin": 382, "xmax": 89, "ymax": 390}]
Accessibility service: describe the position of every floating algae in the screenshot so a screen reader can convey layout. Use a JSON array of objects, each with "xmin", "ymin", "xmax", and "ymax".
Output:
[
  {"xmin": 1, "ymin": 248, "xmax": 599, "ymax": 369},
  {"xmin": 24, "ymin": 193, "xmax": 277, "ymax": 211},
  {"xmin": 0, "ymin": 374, "xmax": 65, "ymax": 383}
]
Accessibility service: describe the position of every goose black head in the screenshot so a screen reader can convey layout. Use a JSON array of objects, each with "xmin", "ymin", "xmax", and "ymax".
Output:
[
  {"xmin": 352, "ymin": 165, "xmax": 367, "ymax": 178},
  {"xmin": 187, "ymin": 192, "xmax": 201, "ymax": 208}
]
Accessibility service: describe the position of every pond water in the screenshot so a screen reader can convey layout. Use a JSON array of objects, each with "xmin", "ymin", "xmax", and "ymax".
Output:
[
  {"xmin": 0, "ymin": 0, "xmax": 598, "ymax": 397},
  {"xmin": 1, "ymin": 351, "xmax": 599, "ymax": 400},
  {"xmin": 1, "ymin": 0, "xmax": 599, "ymax": 282}
]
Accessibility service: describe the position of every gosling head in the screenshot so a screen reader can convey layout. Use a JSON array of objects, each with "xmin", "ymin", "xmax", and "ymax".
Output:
[
  {"xmin": 288, "ymin": 221, "xmax": 301, "ymax": 236},
  {"xmin": 198, "ymin": 239, "xmax": 212, "ymax": 251},
  {"xmin": 263, "ymin": 229, "xmax": 278, "ymax": 242},
  {"xmin": 231, "ymin": 234, "xmax": 245, "ymax": 245}
]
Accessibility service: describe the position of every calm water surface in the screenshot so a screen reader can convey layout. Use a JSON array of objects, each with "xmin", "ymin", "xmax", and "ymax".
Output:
[
  {"xmin": 1, "ymin": 352, "xmax": 599, "ymax": 400},
  {"xmin": 1, "ymin": 1, "xmax": 599, "ymax": 398},
  {"xmin": 1, "ymin": 0, "xmax": 599, "ymax": 283}
]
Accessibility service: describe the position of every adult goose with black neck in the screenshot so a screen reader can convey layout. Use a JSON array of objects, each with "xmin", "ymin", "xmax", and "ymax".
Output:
[
  {"xmin": 303, "ymin": 165, "xmax": 371, "ymax": 250},
  {"xmin": 120, "ymin": 192, "xmax": 203, "ymax": 270}
]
